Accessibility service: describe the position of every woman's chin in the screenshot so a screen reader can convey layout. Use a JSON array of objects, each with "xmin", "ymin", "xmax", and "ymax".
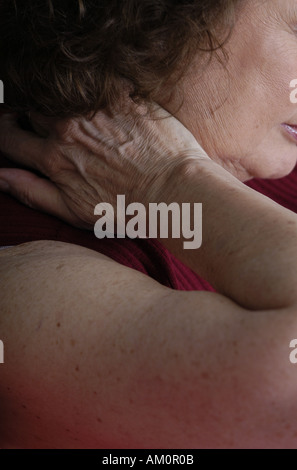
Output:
[
  {"xmin": 247, "ymin": 152, "xmax": 297, "ymax": 181},
  {"xmin": 264, "ymin": 159, "xmax": 297, "ymax": 180}
]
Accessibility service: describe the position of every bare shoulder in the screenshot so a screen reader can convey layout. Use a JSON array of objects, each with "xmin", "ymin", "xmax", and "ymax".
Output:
[
  {"xmin": 0, "ymin": 239, "xmax": 121, "ymax": 264},
  {"xmin": 0, "ymin": 239, "xmax": 166, "ymax": 299},
  {"xmin": 0, "ymin": 239, "xmax": 168, "ymax": 343},
  {"xmin": 0, "ymin": 240, "xmax": 170, "ymax": 448},
  {"xmin": 1, "ymin": 240, "xmax": 296, "ymax": 449}
]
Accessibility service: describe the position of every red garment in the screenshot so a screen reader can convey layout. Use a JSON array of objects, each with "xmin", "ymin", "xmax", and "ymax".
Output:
[{"xmin": 1, "ymin": 152, "xmax": 297, "ymax": 291}]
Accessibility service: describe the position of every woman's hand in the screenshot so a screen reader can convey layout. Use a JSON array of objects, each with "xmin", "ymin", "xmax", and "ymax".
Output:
[{"xmin": 0, "ymin": 99, "xmax": 208, "ymax": 229}]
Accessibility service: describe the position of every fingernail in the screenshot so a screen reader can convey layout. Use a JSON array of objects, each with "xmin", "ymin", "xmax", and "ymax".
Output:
[{"xmin": 0, "ymin": 179, "xmax": 10, "ymax": 191}]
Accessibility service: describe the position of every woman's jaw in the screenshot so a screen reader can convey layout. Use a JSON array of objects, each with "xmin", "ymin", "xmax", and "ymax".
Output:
[{"xmin": 157, "ymin": 0, "xmax": 297, "ymax": 182}]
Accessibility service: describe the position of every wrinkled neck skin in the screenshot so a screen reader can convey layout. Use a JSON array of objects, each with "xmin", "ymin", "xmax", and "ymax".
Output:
[{"xmin": 157, "ymin": 0, "xmax": 297, "ymax": 182}]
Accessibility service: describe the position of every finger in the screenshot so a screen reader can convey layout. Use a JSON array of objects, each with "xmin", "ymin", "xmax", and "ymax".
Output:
[
  {"xmin": 0, "ymin": 114, "xmax": 46, "ymax": 171},
  {"xmin": 0, "ymin": 168, "xmax": 85, "ymax": 228}
]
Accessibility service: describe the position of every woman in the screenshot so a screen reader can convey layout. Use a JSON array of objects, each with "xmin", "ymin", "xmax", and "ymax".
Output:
[{"xmin": 1, "ymin": 0, "xmax": 297, "ymax": 448}]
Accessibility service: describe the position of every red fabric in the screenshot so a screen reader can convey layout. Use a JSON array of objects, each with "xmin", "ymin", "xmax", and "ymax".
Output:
[
  {"xmin": 246, "ymin": 171, "xmax": 297, "ymax": 213},
  {"xmin": 1, "ymin": 151, "xmax": 297, "ymax": 291}
]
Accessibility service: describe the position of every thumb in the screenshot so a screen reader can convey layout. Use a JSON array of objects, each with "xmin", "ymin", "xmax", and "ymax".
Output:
[{"xmin": 0, "ymin": 168, "xmax": 82, "ymax": 227}]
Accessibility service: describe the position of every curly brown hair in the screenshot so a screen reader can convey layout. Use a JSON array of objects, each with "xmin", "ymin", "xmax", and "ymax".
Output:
[{"xmin": 0, "ymin": 0, "xmax": 239, "ymax": 117}]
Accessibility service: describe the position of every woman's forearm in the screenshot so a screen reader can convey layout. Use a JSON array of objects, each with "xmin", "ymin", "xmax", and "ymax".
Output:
[{"xmin": 159, "ymin": 158, "xmax": 297, "ymax": 311}]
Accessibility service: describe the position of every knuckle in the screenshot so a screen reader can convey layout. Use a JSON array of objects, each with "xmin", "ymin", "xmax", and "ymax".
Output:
[
  {"xmin": 55, "ymin": 119, "xmax": 80, "ymax": 143},
  {"xmin": 44, "ymin": 152, "xmax": 58, "ymax": 175},
  {"xmin": 18, "ymin": 188, "xmax": 35, "ymax": 209},
  {"xmin": 42, "ymin": 142, "xmax": 63, "ymax": 177}
]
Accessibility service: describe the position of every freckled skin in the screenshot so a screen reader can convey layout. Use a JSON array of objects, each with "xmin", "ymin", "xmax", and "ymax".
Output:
[{"xmin": 0, "ymin": 234, "xmax": 297, "ymax": 448}]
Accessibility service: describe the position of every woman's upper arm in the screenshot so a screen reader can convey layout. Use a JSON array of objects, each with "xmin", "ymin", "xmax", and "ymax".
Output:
[{"xmin": 0, "ymin": 240, "xmax": 296, "ymax": 448}]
